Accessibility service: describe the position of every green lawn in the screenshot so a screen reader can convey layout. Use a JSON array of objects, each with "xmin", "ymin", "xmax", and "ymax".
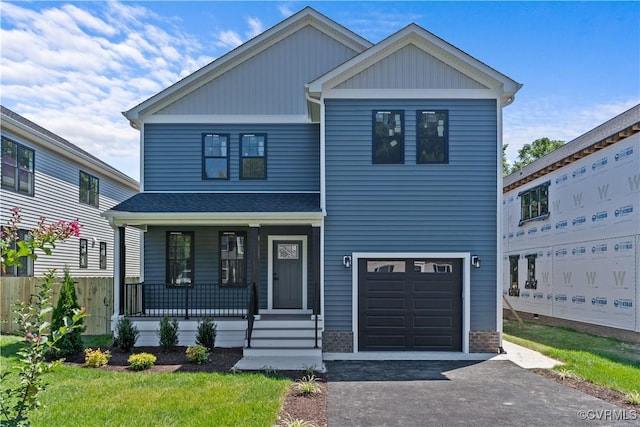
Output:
[
  {"xmin": 503, "ymin": 319, "xmax": 640, "ymax": 395},
  {"xmin": 1, "ymin": 335, "xmax": 290, "ymax": 427}
]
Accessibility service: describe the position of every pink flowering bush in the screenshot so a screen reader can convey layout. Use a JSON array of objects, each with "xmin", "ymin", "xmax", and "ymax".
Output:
[{"xmin": 0, "ymin": 208, "xmax": 86, "ymax": 426}]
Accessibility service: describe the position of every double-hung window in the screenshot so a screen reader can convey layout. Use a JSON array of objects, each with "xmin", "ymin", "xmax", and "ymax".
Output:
[
  {"xmin": 508, "ymin": 255, "xmax": 519, "ymax": 296},
  {"xmin": 525, "ymin": 254, "xmax": 537, "ymax": 289},
  {"xmin": 519, "ymin": 181, "xmax": 550, "ymax": 225},
  {"xmin": 373, "ymin": 111, "xmax": 404, "ymax": 164},
  {"xmin": 79, "ymin": 171, "xmax": 99, "ymax": 207},
  {"xmin": 240, "ymin": 134, "xmax": 266, "ymax": 179},
  {"xmin": 1, "ymin": 137, "xmax": 34, "ymax": 196},
  {"xmin": 220, "ymin": 231, "xmax": 246, "ymax": 286},
  {"xmin": 167, "ymin": 232, "xmax": 194, "ymax": 286},
  {"xmin": 203, "ymin": 133, "xmax": 229, "ymax": 179},
  {"xmin": 417, "ymin": 111, "xmax": 448, "ymax": 164}
]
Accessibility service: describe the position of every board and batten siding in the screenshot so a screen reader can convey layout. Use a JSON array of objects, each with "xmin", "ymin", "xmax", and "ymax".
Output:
[
  {"xmin": 336, "ymin": 44, "xmax": 488, "ymax": 90},
  {"xmin": 0, "ymin": 129, "xmax": 140, "ymax": 278},
  {"xmin": 143, "ymin": 124, "xmax": 320, "ymax": 192},
  {"xmin": 156, "ymin": 25, "xmax": 359, "ymax": 116},
  {"xmin": 323, "ymin": 98, "xmax": 499, "ymax": 331}
]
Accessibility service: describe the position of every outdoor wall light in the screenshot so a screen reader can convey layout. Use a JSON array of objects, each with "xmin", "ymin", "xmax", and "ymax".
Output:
[
  {"xmin": 471, "ymin": 256, "xmax": 481, "ymax": 268},
  {"xmin": 343, "ymin": 255, "xmax": 352, "ymax": 268}
]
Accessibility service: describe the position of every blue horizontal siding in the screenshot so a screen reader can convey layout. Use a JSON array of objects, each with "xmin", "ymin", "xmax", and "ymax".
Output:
[
  {"xmin": 144, "ymin": 124, "xmax": 319, "ymax": 192},
  {"xmin": 324, "ymin": 99, "xmax": 499, "ymax": 331}
]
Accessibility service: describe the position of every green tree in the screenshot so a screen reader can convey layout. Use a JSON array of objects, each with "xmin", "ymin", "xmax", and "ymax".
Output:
[
  {"xmin": 50, "ymin": 268, "xmax": 85, "ymax": 358},
  {"xmin": 511, "ymin": 137, "xmax": 565, "ymax": 173},
  {"xmin": 502, "ymin": 144, "xmax": 511, "ymax": 176}
]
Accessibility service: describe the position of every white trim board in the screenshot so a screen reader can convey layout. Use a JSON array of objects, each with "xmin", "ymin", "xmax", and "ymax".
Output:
[
  {"xmin": 267, "ymin": 235, "xmax": 308, "ymax": 311},
  {"xmin": 351, "ymin": 252, "xmax": 471, "ymax": 354}
]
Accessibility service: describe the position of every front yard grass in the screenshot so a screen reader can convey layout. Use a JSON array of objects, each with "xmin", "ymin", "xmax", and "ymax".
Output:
[
  {"xmin": 503, "ymin": 319, "xmax": 640, "ymax": 395},
  {"xmin": 0, "ymin": 335, "xmax": 289, "ymax": 427}
]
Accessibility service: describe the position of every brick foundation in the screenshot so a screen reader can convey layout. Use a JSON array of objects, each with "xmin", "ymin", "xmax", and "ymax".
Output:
[
  {"xmin": 469, "ymin": 330, "xmax": 501, "ymax": 353},
  {"xmin": 322, "ymin": 331, "xmax": 353, "ymax": 352}
]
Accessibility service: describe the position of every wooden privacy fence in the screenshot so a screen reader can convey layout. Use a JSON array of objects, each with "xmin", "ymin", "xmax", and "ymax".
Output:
[{"xmin": 1, "ymin": 277, "xmax": 136, "ymax": 336}]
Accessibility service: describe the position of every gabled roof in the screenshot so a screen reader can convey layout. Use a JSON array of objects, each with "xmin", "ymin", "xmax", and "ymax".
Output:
[
  {"xmin": 123, "ymin": 7, "xmax": 372, "ymax": 128},
  {"xmin": 503, "ymin": 104, "xmax": 640, "ymax": 191},
  {"xmin": 307, "ymin": 23, "xmax": 522, "ymax": 106},
  {"xmin": 1, "ymin": 105, "xmax": 139, "ymax": 190}
]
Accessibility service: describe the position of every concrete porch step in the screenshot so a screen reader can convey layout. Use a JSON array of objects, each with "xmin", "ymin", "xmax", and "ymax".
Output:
[
  {"xmin": 248, "ymin": 336, "xmax": 322, "ymax": 348},
  {"xmin": 243, "ymin": 347, "xmax": 322, "ymax": 357},
  {"xmin": 250, "ymin": 327, "xmax": 322, "ymax": 338},
  {"xmin": 233, "ymin": 355, "xmax": 325, "ymax": 373}
]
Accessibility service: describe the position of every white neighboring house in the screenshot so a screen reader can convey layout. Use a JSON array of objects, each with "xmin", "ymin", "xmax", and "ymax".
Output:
[
  {"xmin": 503, "ymin": 104, "xmax": 640, "ymax": 337},
  {"xmin": 1, "ymin": 105, "xmax": 140, "ymax": 279}
]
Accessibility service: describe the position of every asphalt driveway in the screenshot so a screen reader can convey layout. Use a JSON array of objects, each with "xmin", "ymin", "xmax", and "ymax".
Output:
[{"xmin": 326, "ymin": 360, "xmax": 639, "ymax": 426}]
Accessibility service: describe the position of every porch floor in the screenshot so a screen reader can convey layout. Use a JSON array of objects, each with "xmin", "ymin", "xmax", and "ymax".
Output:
[{"xmin": 232, "ymin": 355, "xmax": 326, "ymax": 373}]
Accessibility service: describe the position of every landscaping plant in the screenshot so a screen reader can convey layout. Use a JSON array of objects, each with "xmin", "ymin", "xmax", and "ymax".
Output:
[
  {"xmin": 186, "ymin": 345, "xmax": 210, "ymax": 364},
  {"xmin": 115, "ymin": 318, "xmax": 139, "ymax": 352},
  {"xmin": 0, "ymin": 207, "xmax": 85, "ymax": 426},
  {"xmin": 84, "ymin": 348, "xmax": 111, "ymax": 368},
  {"xmin": 50, "ymin": 268, "xmax": 85, "ymax": 359},
  {"xmin": 128, "ymin": 353, "xmax": 157, "ymax": 371},
  {"xmin": 195, "ymin": 318, "xmax": 216, "ymax": 350},
  {"xmin": 158, "ymin": 316, "xmax": 179, "ymax": 351}
]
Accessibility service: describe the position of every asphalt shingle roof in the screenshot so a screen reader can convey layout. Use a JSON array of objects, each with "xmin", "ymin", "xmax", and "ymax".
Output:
[{"xmin": 109, "ymin": 192, "xmax": 321, "ymax": 213}]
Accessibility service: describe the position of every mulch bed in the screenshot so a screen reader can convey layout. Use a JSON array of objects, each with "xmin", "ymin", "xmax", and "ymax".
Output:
[{"xmin": 66, "ymin": 345, "xmax": 328, "ymax": 426}]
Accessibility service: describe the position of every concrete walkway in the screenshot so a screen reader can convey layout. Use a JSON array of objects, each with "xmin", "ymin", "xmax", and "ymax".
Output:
[{"xmin": 497, "ymin": 339, "xmax": 563, "ymax": 369}]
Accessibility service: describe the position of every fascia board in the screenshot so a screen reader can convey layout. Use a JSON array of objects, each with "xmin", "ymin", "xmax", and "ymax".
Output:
[
  {"xmin": 1, "ymin": 116, "xmax": 139, "ymax": 191},
  {"xmin": 143, "ymin": 114, "xmax": 311, "ymax": 124},
  {"xmin": 321, "ymin": 88, "xmax": 501, "ymax": 99},
  {"xmin": 101, "ymin": 210, "xmax": 325, "ymax": 227},
  {"xmin": 124, "ymin": 8, "xmax": 371, "ymax": 124}
]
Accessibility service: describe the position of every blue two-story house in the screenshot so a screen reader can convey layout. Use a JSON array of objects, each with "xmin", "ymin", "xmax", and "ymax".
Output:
[{"xmin": 103, "ymin": 7, "xmax": 521, "ymax": 360}]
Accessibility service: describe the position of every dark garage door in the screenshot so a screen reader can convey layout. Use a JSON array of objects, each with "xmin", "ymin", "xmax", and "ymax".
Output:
[{"xmin": 358, "ymin": 258, "xmax": 462, "ymax": 351}]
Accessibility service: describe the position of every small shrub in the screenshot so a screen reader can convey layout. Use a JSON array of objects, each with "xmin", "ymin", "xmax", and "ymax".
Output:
[
  {"xmin": 302, "ymin": 364, "xmax": 317, "ymax": 376},
  {"xmin": 295, "ymin": 375, "xmax": 321, "ymax": 396},
  {"xmin": 195, "ymin": 318, "xmax": 217, "ymax": 350},
  {"xmin": 186, "ymin": 345, "xmax": 210, "ymax": 364},
  {"xmin": 116, "ymin": 318, "xmax": 139, "ymax": 352},
  {"xmin": 554, "ymin": 367, "xmax": 581, "ymax": 381},
  {"xmin": 278, "ymin": 414, "xmax": 317, "ymax": 427},
  {"xmin": 128, "ymin": 353, "xmax": 157, "ymax": 371},
  {"xmin": 50, "ymin": 268, "xmax": 85, "ymax": 358},
  {"xmin": 626, "ymin": 390, "xmax": 640, "ymax": 405},
  {"xmin": 84, "ymin": 348, "xmax": 111, "ymax": 368},
  {"xmin": 158, "ymin": 316, "xmax": 179, "ymax": 351}
]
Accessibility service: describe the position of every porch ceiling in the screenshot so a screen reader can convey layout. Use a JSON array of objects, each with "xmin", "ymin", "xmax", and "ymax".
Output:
[{"xmin": 102, "ymin": 192, "xmax": 324, "ymax": 227}]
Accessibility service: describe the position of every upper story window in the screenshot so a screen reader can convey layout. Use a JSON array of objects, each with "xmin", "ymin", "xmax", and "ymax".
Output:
[
  {"xmin": 167, "ymin": 231, "xmax": 194, "ymax": 286},
  {"xmin": 2, "ymin": 229, "xmax": 33, "ymax": 277},
  {"xmin": 373, "ymin": 111, "xmax": 404, "ymax": 164},
  {"xmin": 519, "ymin": 181, "xmax": 550, "ymax": 225},
  {"xmin": 417, "ymin": 111, "xmax": 448, "ymax": 164},
  {"xmin": 220, "ymin": 231, "xmax": 246, "ymax": 286},
  {"xmin": 240, "ymin": 134, "xmax": 266, "ymax": 179},
  {"xmin": 203, "ymin": 133, "xmax": 229, "ymax": 179},
  {"xmin": 1, "ymin": 137, "xmax": 34, "ymax": 196},
  {"xmin": 79, "ymin": 171, "xmax": 99, "ymax": 207}
]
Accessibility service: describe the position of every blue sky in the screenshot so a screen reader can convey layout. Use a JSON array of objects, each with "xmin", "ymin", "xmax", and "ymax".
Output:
[{"xmin": 1, "ymin": 1, "xmax": 638, "ymax": 181}]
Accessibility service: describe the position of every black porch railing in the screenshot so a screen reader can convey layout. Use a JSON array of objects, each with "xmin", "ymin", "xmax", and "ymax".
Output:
[
  {"xmin": 246, "ymin": 282, "xmax": 258, "ymax": 348},
  {"xmin": 123, "ymin": 283, "xmax": 249, "ymax": 319}
]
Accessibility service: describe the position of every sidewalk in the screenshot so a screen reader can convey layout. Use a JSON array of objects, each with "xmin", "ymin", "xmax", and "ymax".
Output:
[{"xmin": 494, "ymin": 339, "xmax": 563, "ymax": 369}]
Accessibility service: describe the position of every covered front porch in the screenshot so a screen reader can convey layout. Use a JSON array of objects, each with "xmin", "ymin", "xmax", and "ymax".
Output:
[{"xmin": 102, "ymin": 193, "xmax": 324, "ymax": 363}]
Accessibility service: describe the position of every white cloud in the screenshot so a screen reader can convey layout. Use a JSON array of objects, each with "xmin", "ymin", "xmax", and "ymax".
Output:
[
  {"xmin": 246, "ymin": 17, "xmax": 264, "ymax": 39},
  {"xmin": 215, "ymin": 29, "xmax": 243, "ymax": 49},
  {"xmin": 0, "ymin": 1, "xmax": 213, "ymax": 181},
  {"xmin": 278, "ymin": 3, "xmax": 295, "ymax": 17}
]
